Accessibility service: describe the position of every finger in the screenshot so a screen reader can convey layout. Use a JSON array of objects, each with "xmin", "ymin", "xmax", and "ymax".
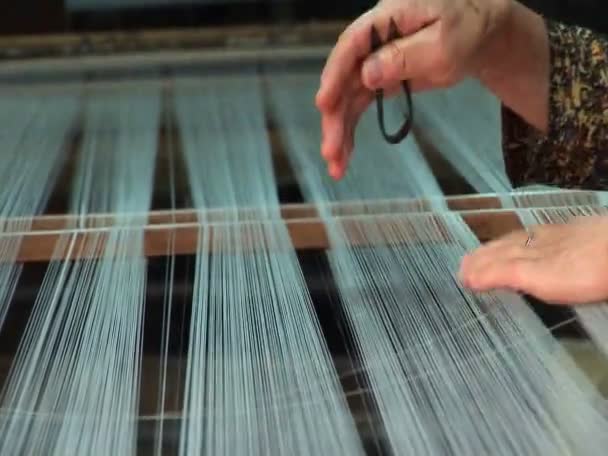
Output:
[
  {"xmin": 480, "ymin": 224, "xmax": 563, "ymax": 253},
  {"xmin": 465, "ymin": 255, "xmax": 583, "ymax": 305},
  {"xmin": 320, "ymin": 73, "xmax": 370, "ymax": 163},
  {"xmin": 459, "ymin": 242, "xmax": 537, "ymax": 287},
  {"xmin": 322, "ymin": 79, "xmax": 392, "ymax": 171},
  {"xmin": 463, "ymin": 233, "xmax": 526, "ymax": 264},
  {"xmin": 332, "ymin": 112, "xmax": 357, "ymax": 179},
  {"xmin": 328, "ymin": 162, "xmax": 343, "ymax": 180},
  {"xmin": 320, "ymin": 102, "xmax": 347, "ymax": 162},
  {"xmin": 464, "ymin": 257, "xmax": 539, "ymax": 293},
  {"xmin": 318, "ymin": 5, "xmax": 437, "ymax": 109},
  {"xmin": 320, "ymin": 75, "xmax": 414, "ymax": 178},
  {"xmin": 407, "ymin": 78, "xmax": 441, "ymax": 92},
  {"xmin": 336, "ymin": 94, "xmax": 368, "ymax": 173},
  {"xmin": 477, "ymin": 227, "xmax": 534, "ymax": 252},
  {"xmin": 361, "ymin": 21, "xmax": 446, "ymax": 90},
  {"xmin": 326, "ymin": 91, "xmax": 369, "ymax": 179},
  {"xmin": 459, "ymin": 227, "xmax": 542, "ymax": 281},
  {"xmin": 316, "ymin": 11, "xmax": 376, "ymax": 110},
  {"xmin": 479, "ymin": 236, "xmax": 527, "ymax": 255},
  {"xmin": 327, "ymin": 117, "xmax": 354, "ymax": 180}
]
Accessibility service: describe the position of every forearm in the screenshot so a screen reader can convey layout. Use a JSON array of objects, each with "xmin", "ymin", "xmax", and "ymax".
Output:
[
  {"xmin": 474, "ymin": 1, "xmax": 608, "ymax": 190},
  {"xmin": 475, "ymin": 1, "xmax": 550, "ymax": 134}
]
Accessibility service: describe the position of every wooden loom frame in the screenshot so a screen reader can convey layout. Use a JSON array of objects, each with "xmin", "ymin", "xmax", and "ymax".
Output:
[{"xmin": 1, "ymin": 22, "xmax": 608, "ymax": 436}]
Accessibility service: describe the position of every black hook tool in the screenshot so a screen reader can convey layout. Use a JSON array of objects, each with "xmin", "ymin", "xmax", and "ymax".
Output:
[{"xmin": 370, "ymin": 19, "xmax": 414, "ymax": 144}]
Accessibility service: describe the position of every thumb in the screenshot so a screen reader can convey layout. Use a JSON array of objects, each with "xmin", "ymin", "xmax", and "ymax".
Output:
[{"xmin": 361, "ymin": 21, "xmax": 445, "ymax": 90}]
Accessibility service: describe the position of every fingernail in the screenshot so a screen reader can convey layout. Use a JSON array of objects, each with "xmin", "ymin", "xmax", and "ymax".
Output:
[
  {"xmin": 328, "ymin": 162, "xmax": 343, "ymax": 180},
  {"xmin": 315, "ymin": 90, "xmax": 323, "ymax": 109},
  {"xmin": 363, "ymin": 56, "xmax": 382, "ymax": 88},
  {"xmin": 321, "ymin": 138, "xmax": 335, "ymax": 161}
]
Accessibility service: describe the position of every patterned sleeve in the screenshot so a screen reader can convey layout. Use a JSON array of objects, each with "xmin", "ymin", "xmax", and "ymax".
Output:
[{"xmin": 502, "ymin": 20, "xmax": 608, "ymax": 190}]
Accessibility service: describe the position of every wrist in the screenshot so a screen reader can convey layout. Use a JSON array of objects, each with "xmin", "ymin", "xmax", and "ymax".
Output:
[
  {"xmin": 472, "ymin": 0, "xmax": 516, "ymax": 86},
  {"xmin": 473, "ymin": 1, "xmax": 550, "ymax": 133}
]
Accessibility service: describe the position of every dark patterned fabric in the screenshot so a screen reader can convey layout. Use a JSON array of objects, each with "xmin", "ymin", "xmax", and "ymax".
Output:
[{"xmin": 502, "ymin": 20, "xmax": 608, "ymax": 190}]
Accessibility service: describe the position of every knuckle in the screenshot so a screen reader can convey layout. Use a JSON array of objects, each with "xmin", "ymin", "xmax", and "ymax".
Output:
[
  {"xmin": 379, "ymin": 41, "xmax": 405, "ymax": 79},
  {"xmin": 338, "ymin": 20, "xmax": 365, "ymax": 47},
  {"xmin": 434, "ymin": 35, "xmax": 451, "ymax": 66},
  {"xmin": 441, "ymin": 5, "xmax": 462, "ymax": 30},
  {"xmin": 337, "ymin": 24, "xmax": 350, "ymax": 43},
  {"xmin": 342, "ymin": 8, "xmax": 377, "ymax": 45},
  {"xmin": 430, "ymin": 46, "xmax": 456, "ymax": 85},
  {"xmin": 391, "ymin": 8, "xmax": 406, "ymax": 32},
  {"xmin": 337, "ymin": 28, "xmax": 354, "ymax": 48},
  {"xmin": 387, "ymin": 41, "xmax": 402, "ymax": 63}
]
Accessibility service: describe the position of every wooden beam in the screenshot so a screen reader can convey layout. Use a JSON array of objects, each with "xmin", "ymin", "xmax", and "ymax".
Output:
[
  {"xmin": 0, "ymin": 21, "xmax": 348, "ymax": 61},
  {"xmin": 0, "ymin": 211, "xmax": 510, "ymax": 262},
  {"xmin": 0, "ymin": 46, "xmax": 331, "ymax": 82},
  {"xmin": 2, "ymin": 206, "xmax": 590, "ymax": 263},
  {"xmin": 11, "ymin": 189, "xmax": 599, "ymax": 234}
]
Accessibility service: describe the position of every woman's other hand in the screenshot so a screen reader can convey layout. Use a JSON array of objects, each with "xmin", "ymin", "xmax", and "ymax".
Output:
[
  {"xmin": 459, "ymin": 216, "xmax": 608, "ymax": 305},
  {"xmin": 316, "ymin": 0, "xmax": 513, "ymax": 180}
]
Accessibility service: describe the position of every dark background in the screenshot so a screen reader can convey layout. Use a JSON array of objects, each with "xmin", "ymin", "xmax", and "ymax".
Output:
[{"xmin": 0, "ymin": 0, "xmax": 607, "ymax": 36}]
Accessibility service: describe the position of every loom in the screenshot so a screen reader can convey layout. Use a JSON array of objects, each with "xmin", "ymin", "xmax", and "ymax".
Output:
[{"xmin": 0, "ymin": 8, "xmax": 607, "ymax": 455}]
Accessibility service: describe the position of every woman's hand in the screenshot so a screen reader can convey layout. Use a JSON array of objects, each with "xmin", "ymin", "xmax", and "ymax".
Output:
[
  {"xmin": 316, "ymin": 0, "xmax": 513, "ymax": 180},
  {"xmin": 459, "ymin": 216, "xmax": 608, "ymax": 305}
]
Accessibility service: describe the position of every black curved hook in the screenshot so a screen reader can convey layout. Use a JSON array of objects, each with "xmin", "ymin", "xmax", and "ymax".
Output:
[{"xmin": 370, "ymin": 19, "xmax": 414, "ymax": 144}]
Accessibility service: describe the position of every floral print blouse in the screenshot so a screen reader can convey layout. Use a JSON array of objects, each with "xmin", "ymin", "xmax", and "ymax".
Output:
[{"xmin": 502, "ymin": 20, "xmax": 608, "ymax": 190}]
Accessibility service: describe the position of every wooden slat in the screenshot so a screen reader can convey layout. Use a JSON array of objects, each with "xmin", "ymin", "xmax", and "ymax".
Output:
[
  {"xmin": 0, "ymin": 21, "xmax": 347, "ymax": 61},
  {"xmin": 0, "ymin": 209, "xmax": 560, "ymax": 263},
  {"xmin": 0, "ymin": 191, "xmax": 600, "ymax": 262},
  {"xmin": 8, "ymin": 189, "xmax": 598, "ymax": 234},
  {"xmin": 0, "ymin": 46, "xmax": 331, "ymax": 83}
]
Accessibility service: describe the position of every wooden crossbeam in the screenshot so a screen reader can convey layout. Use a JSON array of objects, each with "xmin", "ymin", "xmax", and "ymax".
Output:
[
  {"xmin": 1, "ymin": 210, "xmax": 523, "ymax": 263},
  {"xmin": 6, "ymin": 190, "xmax": 599, "ymax": 233},
  {"xmin": 2, "ymin": 191, "xmax": 601, "ymax": 263},
  {"xmin": 0, "ymin": 21, "xmax": 348, "ymax": 62}
]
